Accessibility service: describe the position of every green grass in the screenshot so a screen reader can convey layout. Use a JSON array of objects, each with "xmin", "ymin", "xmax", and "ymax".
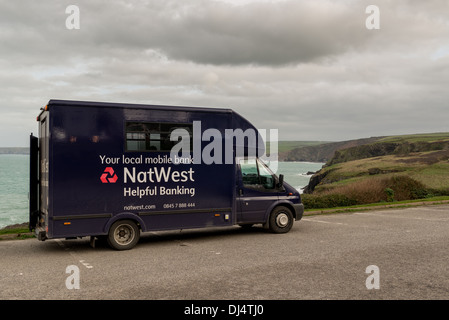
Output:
[
  {"xmin": 316, "ymin": 150, "xmax": 449, "ymax": 192},
  {"xmin": 378, "ymin": 132, "xmax": 449, "ymax": 144},
  {"xmin": 0, "ymin": 227, "xmax": 34, "ymax": 240},
  {"xmin": 304, "ymin": 196, "xmax": 449, "ymax": 214},
  {"xmin": 409, "ymin": 163, "xmax": 449, "ymax": 189},
  {"xmin": 0, "ymin": 227, "xmax": 29, "ymax": 235}
]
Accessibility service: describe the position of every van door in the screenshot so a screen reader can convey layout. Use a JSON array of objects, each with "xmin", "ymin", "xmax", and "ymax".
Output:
[
  {"xmin": 38, "ymin": 113, "xmax": 49, "ymax": 236},
  {"xmin": 236, "ymin": 158, "xmax": 279, "ymax": 224},
  {"xmin": 29, "ymin": 134, "xmax": 39, "ymax": 231}
]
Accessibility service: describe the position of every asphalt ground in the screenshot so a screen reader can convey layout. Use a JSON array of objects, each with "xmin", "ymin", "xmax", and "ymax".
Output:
[{"xmin": 1, "ymin": 205, "xmax": 448, "ymax": 301}]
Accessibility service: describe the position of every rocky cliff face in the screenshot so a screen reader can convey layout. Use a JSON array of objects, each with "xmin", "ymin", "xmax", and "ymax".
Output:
[
  {"xmin": 302, "ymin": 169, "xmax": 333, "ymax": 194},
  {"xmin": 282, "ymin": 137, "xmax": 382, "ymax": 162}
]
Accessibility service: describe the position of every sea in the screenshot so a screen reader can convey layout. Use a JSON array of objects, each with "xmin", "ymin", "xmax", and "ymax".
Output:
[{"xmin": 0, "ymin": 154, "xmax": 324, "ymax": 229}]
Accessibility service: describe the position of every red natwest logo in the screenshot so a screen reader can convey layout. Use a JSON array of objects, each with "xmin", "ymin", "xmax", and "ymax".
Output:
[{"xmin": 100, "ymin": 167, "xmax": 118, "ymax": 183}]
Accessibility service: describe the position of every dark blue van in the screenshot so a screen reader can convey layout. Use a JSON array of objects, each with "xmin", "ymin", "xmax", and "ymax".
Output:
[{"xmin": 29, "ymin": 100, "xmax": 303, "ymax": 250}]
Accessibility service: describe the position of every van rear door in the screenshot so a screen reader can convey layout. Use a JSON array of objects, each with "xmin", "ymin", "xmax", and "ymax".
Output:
[
  {"xmin": 29, "ymin": 134, "xmax": 39, "ymax": 231},
  {"xmin": 31, "ymin": 111, "xmax": 50, "ymax": 240}
]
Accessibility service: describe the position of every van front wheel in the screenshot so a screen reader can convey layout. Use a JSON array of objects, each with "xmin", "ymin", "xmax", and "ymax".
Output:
[
  {"xmin": 107, "ymin": 220, "xmax": 140, "ymax": 250},
  {"xmin": 269, "ymin": 206, "xmax": 294, "ymax": 234}
]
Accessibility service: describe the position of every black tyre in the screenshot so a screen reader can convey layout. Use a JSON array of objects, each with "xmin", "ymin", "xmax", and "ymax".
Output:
[
  {"xmin": 269, "ymin": 206, "xmax": 294, "ymax": 233},
  {"xmin": 107, "ymin": 220, "xmax": 140, "ymax": 250}
]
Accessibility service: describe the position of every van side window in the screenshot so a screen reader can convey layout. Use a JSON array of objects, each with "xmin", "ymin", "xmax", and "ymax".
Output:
[
  {"xmin": 239, "ymin": 158, "xmax": 275, "ymax": 190},
  {"xmin": 125, "ymin": 122, "xmax": 193, "ymax": 152}
]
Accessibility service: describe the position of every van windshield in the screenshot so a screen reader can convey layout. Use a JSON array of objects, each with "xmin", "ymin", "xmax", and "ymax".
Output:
[{"xmin": 239, "ymin": 158, "xmax": 275, "ymax": 190}]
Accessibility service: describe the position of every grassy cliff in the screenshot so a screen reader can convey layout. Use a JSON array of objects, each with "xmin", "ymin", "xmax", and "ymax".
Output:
[{"xmin": 302, "ymin": 133, "xmax": 449, "ymax": 209}]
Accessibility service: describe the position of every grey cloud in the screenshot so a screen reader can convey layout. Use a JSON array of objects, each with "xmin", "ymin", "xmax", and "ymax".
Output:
[
  {"xmin": 1, "ymin": 0, "xmax": 449, "ymax": 146},
  {"xmin": 3, "ymin": 0, "xmax": 447, "ymax": 68},
  {"xmin": 87, "ymin": 0, "xmax": 370, "ymax": 66},
  {"xmin": 0, "ymin": 1, "xmax": 372, "ymax": 66}
]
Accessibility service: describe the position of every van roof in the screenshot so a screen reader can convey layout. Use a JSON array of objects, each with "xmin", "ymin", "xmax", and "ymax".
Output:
[{"xmin": 47, "ymin": 99, "xmax": 233, "ymax": 114}]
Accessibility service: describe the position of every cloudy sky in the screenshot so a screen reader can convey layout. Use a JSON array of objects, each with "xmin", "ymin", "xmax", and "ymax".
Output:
[{"xmin": 1, "ymin": 0, "xmax": 448, "ymax": 147}]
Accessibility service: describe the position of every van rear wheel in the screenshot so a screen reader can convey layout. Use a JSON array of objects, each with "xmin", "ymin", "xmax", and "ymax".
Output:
[
  {"xmin": 107, "ymin": 220, "xmax": 140, "ymax": 250},
  {"xmin": 269, "ymin": 206, "xmax": 293, "ymax": 233}
]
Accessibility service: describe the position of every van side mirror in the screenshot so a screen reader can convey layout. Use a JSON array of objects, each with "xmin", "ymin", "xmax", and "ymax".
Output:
[{"xmin": 278, "ymin": 174, "xmax": 284, "ymax": 189}]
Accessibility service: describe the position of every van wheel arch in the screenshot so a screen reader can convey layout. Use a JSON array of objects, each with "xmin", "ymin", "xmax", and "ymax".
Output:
[
  {"xmin": 268, "ymin": 205, "xmax": 294, "ymax": 234},
  {"xmin": 104, "ymin": 213, "xmax": 146, "ymax": 234}
]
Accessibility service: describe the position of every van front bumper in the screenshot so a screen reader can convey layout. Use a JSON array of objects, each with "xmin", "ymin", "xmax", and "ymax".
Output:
[{"xmin": 293, "ymin": 203, "xmax": 304, "ymax": 221}]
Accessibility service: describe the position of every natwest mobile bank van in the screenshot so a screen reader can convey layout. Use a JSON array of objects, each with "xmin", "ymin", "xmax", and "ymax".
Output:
[{"xmin": 29, "ymin": 100, "xmax": 303, "ymax": 250}]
